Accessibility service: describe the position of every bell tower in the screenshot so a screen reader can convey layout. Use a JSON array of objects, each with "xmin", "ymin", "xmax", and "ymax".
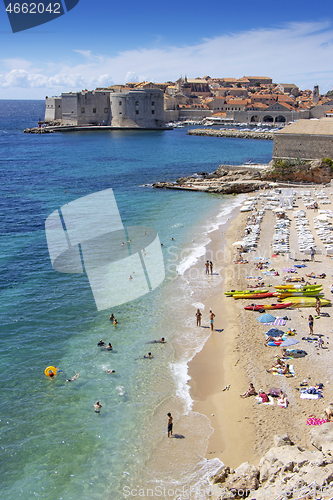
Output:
[{"xmin": 313, "ymin": 85, "xmax": 319, "ymax": 105}]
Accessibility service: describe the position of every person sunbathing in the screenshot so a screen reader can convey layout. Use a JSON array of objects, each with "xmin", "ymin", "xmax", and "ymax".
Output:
[
  {"xmin": 277, "ymin": 391, "xmax": 288, "ymax": 408},
  {"xmin": 269, "ymin": 358, "xmax": 285, "ymax": 371},
  {"xmin": 324, "ymin": 403, "xmax": 333, "ymax": 421},
  {"xmin": 266, "ymin": 334, "xmax": 284, "ymax": 344},
  {"xmin": 281, "ymin": 364, "xmax": 290, "ymax": 375},
  {"xmin": 240, "ymin": 383, "xmax": 256, "ymax": 398},
  {"xmin": 305, "ymin": 272, "xmax": 326, "ymax": 279}
]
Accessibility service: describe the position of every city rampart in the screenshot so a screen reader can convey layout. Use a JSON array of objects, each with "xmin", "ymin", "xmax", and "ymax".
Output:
[
  {"xmin": 273, "ymin": 134, "xmax": 333, "ymax": 160},
  {"xmin": 110, "ymin": 89, "xmax": 165, "ymax": 128}
]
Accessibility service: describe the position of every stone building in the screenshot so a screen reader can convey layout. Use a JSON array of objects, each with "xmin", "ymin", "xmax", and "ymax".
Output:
[
  {"xmin": 243, "ymin": 76, "xmax": 273, "ymax": 86},
  {"xmin": 109, "ymin": 89, "xmax": 164, "ymax": 128},
  {"xmin": 273, "ymin": 118, "xmax": 333, "ymax": 160},
  {"xmin": 61, "ymin": 90, "xmax": 111, "ymax": 126},
  {"xmin": 45, "ymin": 97, "xmax": 62, "ymax": 121},
  {"xmin": 44, "ymin": 88, "xmax": 165, "ymax": 129}
]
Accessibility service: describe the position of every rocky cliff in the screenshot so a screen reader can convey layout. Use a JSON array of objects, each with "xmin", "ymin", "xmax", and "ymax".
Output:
[{"xmin": 210, "ymin": 428, "xmax": 333, "ymax": 499}]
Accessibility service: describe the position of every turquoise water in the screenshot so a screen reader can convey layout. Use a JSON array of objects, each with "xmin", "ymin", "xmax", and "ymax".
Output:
[{"xmin": 0, "ymin": 100, "xmax": 273, "ymax": 499}]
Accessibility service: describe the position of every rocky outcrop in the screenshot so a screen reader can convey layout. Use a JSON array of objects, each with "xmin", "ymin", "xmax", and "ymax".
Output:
[
  {"xmin": 187, "ymin": 128, "xmax": 274, "ymax": 140},
  {"xmin": 23, "ymin": 127, "xmax": 54, "ymax": 134},
  {"xmin": 211, "ymin": 434, "xmax": 333, "ymax": 499},
  {"xmin": 263, "ymin": 159, "xmax": 333, "ymax": 184},
  {"xmin": 310, "ymin": 423, "xmax": 333, "ymax": 454},
  {"xmin": 153, "ymin": 159, "xmax": 333, "ymax": 195}
]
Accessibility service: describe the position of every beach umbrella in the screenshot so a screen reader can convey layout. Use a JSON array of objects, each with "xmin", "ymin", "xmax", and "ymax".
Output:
[
  {"xmin": 314, "ymin": 214, "xmax": 329, "ymax": 220},
  {"xmin": 232, "ymin": 241, "xmax": 244, "ymax": 246},
  {"xmin": 265, "ymin": 328, "xmax": 285, "ymax": 337},
  {"xmin": 257, "ymin": 313, "xmax": 276, "ymax": 323}
]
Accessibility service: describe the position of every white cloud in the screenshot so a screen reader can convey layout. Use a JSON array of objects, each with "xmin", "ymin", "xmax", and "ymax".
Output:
[
  {"xmin": 73, "ymin": 50, "xmax": 92, "ymax": 58},
  {"xmin": 125, "ymin": 71, "xmax": 139, "ymax": 82},
  {"xmin": 1, "ymin": 21, "xmax": 333, "ymax": 97}
]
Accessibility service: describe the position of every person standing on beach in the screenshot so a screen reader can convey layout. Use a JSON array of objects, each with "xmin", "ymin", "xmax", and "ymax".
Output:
[
  {"xmin": 167, "ymin": 412, "xmax": 173, "ymax": 437},
  {"xmin": 205, "ymin": 261, "xmax": 209, "ymax": 275},
  {"xmin": 196, "ymin": 309, "xmax": 202, "ymax": 327},
  {"xmin": 308, "ymin": 315, "xmax": 314, "ymax": 335},
  {"xmin": 209, "ymin": 310, "xmax": 215, "ymax": 331},
  {"xmin": 316, "ymin": 297, "xmax": 321, "ymax": 317},
  {"xmin": 310, "ymin": 247, "xmax": 315, "ymax": 261},
  {"xmin": 209, "ymin": 261, "xmax": 213, "ymax": 274}
]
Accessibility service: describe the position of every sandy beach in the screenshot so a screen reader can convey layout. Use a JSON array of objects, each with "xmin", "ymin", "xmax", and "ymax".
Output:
[{"xmin": 189, "ymin": 183, "xmax": 333, "ymax": 471}]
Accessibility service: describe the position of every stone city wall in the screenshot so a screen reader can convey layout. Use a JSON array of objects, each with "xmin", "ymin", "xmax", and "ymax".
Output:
[{"xmin": 273, "ymin": 134, "xmax": 333, "ymax": 160}]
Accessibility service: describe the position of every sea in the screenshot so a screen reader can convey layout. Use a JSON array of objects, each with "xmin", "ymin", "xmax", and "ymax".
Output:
[{"xmin": 0, "ymin": 100, "xmax": 273, "ymax": 500}]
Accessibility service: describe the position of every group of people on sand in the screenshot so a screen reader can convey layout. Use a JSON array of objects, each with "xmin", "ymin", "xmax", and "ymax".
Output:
[
  {"xmin": 240, "ymin": 383, "xmax": 288, "ymax": 408},
  {"xmin": 195, "ymin": 308, "xmax": 215, "ymax": 331},
  {"xmin": 205, "ymin": 260, "xmax": 214, "ymax": 275}
]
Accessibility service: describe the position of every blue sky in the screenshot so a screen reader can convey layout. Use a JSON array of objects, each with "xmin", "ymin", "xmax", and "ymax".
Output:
[{"xmin": 0, "ymin": 0, "xmax": 333, "ymax": 98}]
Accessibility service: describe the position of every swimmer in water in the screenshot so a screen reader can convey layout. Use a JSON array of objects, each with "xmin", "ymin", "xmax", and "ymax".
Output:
[
  {"xmin": 109, "ymin": 314, "xmax": 115, "ymax": 322},
  {"xmin": 94, "ymin": 401, "xmax": 102, "ymax": 413},
  {"xmin": 105, "ymin": 369, "xmax": 116, "ymax": 374},
  {"xmin": 104, "ymin": 343, "xmax": 113, "ymax": 351},
  {"xmin": 65, "ymin": 373, "xmax": 80, "ymax": 384},
  {"xmin": 97, "ymin": 339, "xmax": 105, "ymax": 346},
  {"xmin": 144, "ymin": 352, "xmax": 153, "ymax": 359},
  {"xmin": 113, "ymin": 318, "xmax": 118, "ymax": 326},
  {"xmin": 155, "ymin": 338, "xmax": 166, "ymax": 343}
]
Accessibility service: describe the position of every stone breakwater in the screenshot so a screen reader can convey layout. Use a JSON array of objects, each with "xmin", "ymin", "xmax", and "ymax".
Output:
[{"xmin": 187, "ymin": 128, "xmax": 274, "ymax": 140}]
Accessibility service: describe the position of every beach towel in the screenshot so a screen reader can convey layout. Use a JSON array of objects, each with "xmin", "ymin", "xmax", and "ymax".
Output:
[
  {"xmin": 306, "ymin": 416, "xmax": 327, "ymax": 425},
  {"xmin": 284, "ymin": 349, "xmax": 307, "ymax": 359},
  {"xmin": 264, "ymin": 318, "xmax": 287, "ymax": 326},
  {"xmin": 271, "ymin": 365, "xmax": 295, "ymax": 377},
  {"xmin": 300, "ymin": 393, "xmax": 323, "ymax": 399},
  {"xmin": 282, "ymin": 267, "xmax": 297, "ymax": 273},
  {"xmin": 279, "ymin": 338, "xmax": 300, "ymax": 347}
]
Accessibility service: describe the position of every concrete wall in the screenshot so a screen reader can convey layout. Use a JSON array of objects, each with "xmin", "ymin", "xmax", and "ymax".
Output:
[
  {"xmin": 110, "ymin": 89, "xmax": 165, "ymax": 128},
  {"xmin": 45, "ymin": 97, "xmax": 62, "ymax": 121},
  {"xmin": 273, "ymin": 134, "xmax": 333, "ymax": 160}
]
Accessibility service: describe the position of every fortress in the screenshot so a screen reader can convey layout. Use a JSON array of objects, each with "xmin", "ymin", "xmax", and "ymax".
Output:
[{"xmin": 45, "ymin": 88, "xmax": 165, "ymax": 129}]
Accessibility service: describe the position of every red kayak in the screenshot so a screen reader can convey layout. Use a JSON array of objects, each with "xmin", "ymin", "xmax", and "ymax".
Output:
[{"xmin": 244, "ymin": 302, "xmax": 293, "ymax": 311}]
